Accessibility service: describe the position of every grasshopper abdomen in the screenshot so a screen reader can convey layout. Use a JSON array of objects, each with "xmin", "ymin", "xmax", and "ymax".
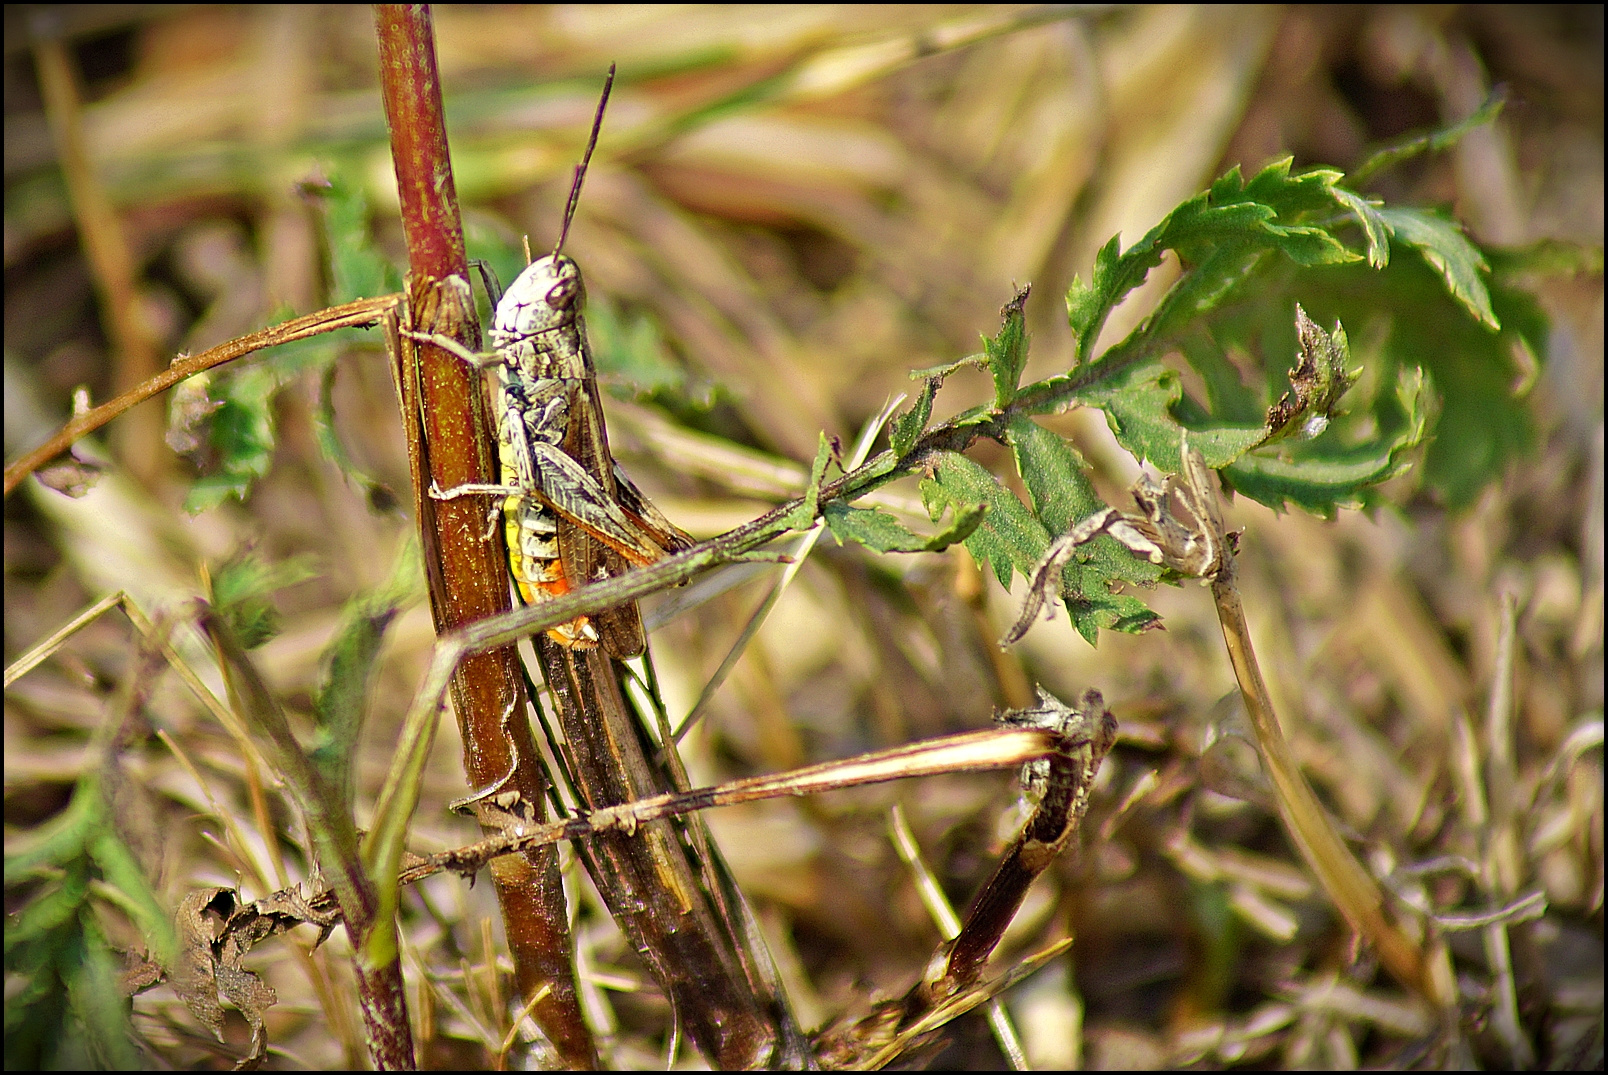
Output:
[{"xmin": 487, "ymin": 250, "xmax": 691, "ymax": 657}]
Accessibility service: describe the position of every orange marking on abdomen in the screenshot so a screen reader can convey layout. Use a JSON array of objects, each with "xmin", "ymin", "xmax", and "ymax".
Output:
[{"xmin": 503, "ymin": 494, "xmax": 598, "ymax": 649}]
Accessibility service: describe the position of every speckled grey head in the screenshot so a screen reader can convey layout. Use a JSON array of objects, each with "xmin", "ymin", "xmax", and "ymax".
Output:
[{"xmin": 491, "ymin": 254, "xmax": 585, "ymax": 345}]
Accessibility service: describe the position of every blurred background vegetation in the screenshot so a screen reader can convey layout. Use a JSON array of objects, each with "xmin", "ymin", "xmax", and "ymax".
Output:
[{"xmin": 5, "ymin": 6, "xmax": 1601, "ymax": 1068}]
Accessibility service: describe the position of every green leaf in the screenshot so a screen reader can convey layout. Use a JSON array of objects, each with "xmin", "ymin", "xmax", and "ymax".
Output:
[
  {"xmin": 3, "ymin": 768, "xmax": 151, "ymax": 1070},
  {"xmin": 312, "ymin": 364, "xmax": 398, "ymax": 513},
  {"xmin": 1180, "ymin": 333, "xmax": 1266, "ymax": 426},
  {"xmin": 64, "ymin": 919, "xmax": 141, "ymax": 1069},
  {"xmin": 822, "ymin": 501, "xmax": 983, "ymax": 553},
  {"xmin": 1144, "ymin": 243, "xmax": 1273, "ymax": 347},
  {"xmin": 311, "ymin": 171, "xmax": 398, "ymax": 303},
  {"xmin": 924, "ymin": 501, "xmax": 989, "ymax": 551},
  {"xmin": 1063, "ymin": 159, "xmax": 1362, "ymax": 373},
  {"xmin": 1066, "ymin": 232, "xmax": 1163, "ymax": 369},
  {"xmin": 176, "ymin": 167, "xmax": 398, "ymax": 513},
  {"xmin": 1006, "ymin": 415, "xmax": 1102, "ymax": 534},
  {"xmin": 1238, "ymin": 159, "xmax": 1347, "ymax": 214},
  {"xmin": 985, "ymin": 286, "xmax": 1031, "ymax": 406},
  {"xmin": 890, "ymin": 375, "xmax": 938, "ymax": 458},
  {"xmin": 919, "ymin": 452, "xmax": 1047, "ymax": 589},
  {"xmin": 180, "ymin": 296, "xmax": 381, "ymax": 512},
  {"xmin": 1329, "ymin": 186, "xmax": 1391, "ymax": 269},
  {"xmin": 1005, "ymin": 416, "xmax": 1160, "ymax": 642},
  {"xmin": 1488, "ymin": 237, "xmax": 1603, "ymax": 279},
  {"xmin": 1377, "ymin": 206, "xmax": 1498, "ymax": 329},
  {"xmin": 310, "ymin": 578, "xmax": 410, "ymax": 805},
  {"xmin": 781, "ymin": 433, "xmax": 833, "ymax": 531},
  {"xmin": 1065, "ymin": 234, "xmax": 1120, "ymax": 362},
  {"xmin": 210, "ymin": 550, "xmax": 320, "ymax": 650},
  {"xmin": 1076, "ymin": 360, "xmax": 1266, "ymax": 473},
  {"xmin": 1295, "ymin": 252, "xmax": 1539, "ymax": 508},
  {"xmin": 908, "ymin": 352, "xmax": 988, "ymax": 381},
  {"xmin": 1348, "ymin": 89, "xmax": 1506, "ymax": 187},
  {"xmin": 86, "ymin": 825, "xmax": 176, "ymax": 969},
  {"xmin": 180, "ymin": 364, "xmax": 278, "ymax": 513},
  {"xmin": 7, "ymin": 766, "xmax": 114, "ymax": 892}
]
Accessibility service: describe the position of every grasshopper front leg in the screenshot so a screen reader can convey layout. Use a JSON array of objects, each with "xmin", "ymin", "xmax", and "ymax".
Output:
[{"xmin": 401, "ymin": 328, "xmax": 503, "ymax": 371}]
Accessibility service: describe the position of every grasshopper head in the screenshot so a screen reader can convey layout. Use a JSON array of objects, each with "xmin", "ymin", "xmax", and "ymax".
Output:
[{"xmin": 494, "ymin": 253, "xmax": 586, "ymax": 339}]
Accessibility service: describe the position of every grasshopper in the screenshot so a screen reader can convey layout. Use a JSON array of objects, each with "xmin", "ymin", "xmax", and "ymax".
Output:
[
  {"xmin": 411, "ymin": 69, "xmax": 812, "ymax": 1068},
  {"xmin": 415, "ymin": 66, "xmax": 692, "ymax": 656}
]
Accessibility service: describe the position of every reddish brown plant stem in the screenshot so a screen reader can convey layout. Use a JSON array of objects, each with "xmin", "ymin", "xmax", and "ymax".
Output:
[{"xmin": 373, "ymin": 6, "xmax": 595, "ymax": 1067}]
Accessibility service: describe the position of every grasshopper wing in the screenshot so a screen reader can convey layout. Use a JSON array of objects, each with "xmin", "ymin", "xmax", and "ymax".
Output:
[{"xmin": 556, "ymin": 378, "xmax": 653, "ymax": 658}]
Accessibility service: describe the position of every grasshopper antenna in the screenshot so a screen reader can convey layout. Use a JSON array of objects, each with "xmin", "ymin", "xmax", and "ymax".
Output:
[{"xmin": 553, "ymin": 63, "xmax": 615, "ymax": 259}]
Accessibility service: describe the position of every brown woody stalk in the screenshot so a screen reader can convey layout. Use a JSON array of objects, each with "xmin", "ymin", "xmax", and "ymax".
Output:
[
  {"xmin": 531, "ymin": 640, "xmax": 812, "ymax": 1069},
  {"xmin": 373, "ymin": 7, "xmax": 594, "ymax": 1067}
]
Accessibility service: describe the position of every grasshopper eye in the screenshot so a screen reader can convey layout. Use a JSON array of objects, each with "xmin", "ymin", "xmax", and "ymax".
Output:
[{"xmin": 545, "ymin": 277, "xmax": 580, "ymax": 311}]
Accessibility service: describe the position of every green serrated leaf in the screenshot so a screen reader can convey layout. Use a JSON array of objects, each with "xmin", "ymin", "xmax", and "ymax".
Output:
[
  {"xmin": 919, "ymin": 452, "xmax": 1047, "ymax": 588},
  {"xmin": 1208, "ymin": 163, "xmax": 1248, "ymax": 203},
  {"xmin": 1240, "ymin": 159, "xmax": 1347, "ymax": 215},
  {"xmin": 1066, "ymin": 234, "xmax": 1125, "ymax": 366},
  {"xmin": 985, "ymin": 287, "xmax": 1031, "ymax": 406},
  {"xmin": 1077, "ymin": 360, "xmax": 1266, "ymax": 473},
  {"xmin": 1005, "ymin": 415, "xmax": 1102, "ymax": 534},
  {"xmin": 823, "ymin": 502, "xmax": 905, "ymax": 548},
  {"xmin": 1060, "ymin": 539, "xmax": 1164, "ymax": 645},
  {"xmin": 1377, "ymin": 206, "xmax": 1498, "ymax": 329},
  {"xmin": 1283, "ymin": 251, "xmax": 1538, "ymax": 508},
  {"xmin": 1027, "ymin": 141, "xmax": 1535, "ymax": 529},
  {"xmin": 822, "ymin": 501, "xmax": 982, "ymax": 553},
  {"xmin": 1143, "ymin": 243, "xmax": 1273, "ymax": 346},
  {"xmin": 1065, "ymin": 161, "xmax": 1365, "ymax": 373},
  {"xmin": 925, "ymin": 501, "xmax": 988, "ymax": 551},
  {"xmin": 1003, "ymin": 415, "xmax": 1160, "ymax": 643},
  {"xmin": 890, "ymin": 376, "xmax": 938, "ymax": 458},
  {"xmin": 1330, "ymin": 186, "xmax": 1391, "ymax": 269},
  {"xmin": 1262, "ymin": 224, "xmax": 1359, "ymax": 268}
]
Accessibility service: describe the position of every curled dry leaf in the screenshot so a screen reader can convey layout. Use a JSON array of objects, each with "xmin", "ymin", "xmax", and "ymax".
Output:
[
  {"xmin": 168, "ymin": 886, "xmax": 284, "ymax": 1068},
  {"xmin": 1262, "ymin": 303, "xmax": 1358, "ymax": 444}
]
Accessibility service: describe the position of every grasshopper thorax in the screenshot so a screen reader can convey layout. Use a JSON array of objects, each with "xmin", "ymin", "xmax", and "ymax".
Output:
[{"xmin": 492, "ymin": 253, "xmax": 586, "ymax": 344}]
